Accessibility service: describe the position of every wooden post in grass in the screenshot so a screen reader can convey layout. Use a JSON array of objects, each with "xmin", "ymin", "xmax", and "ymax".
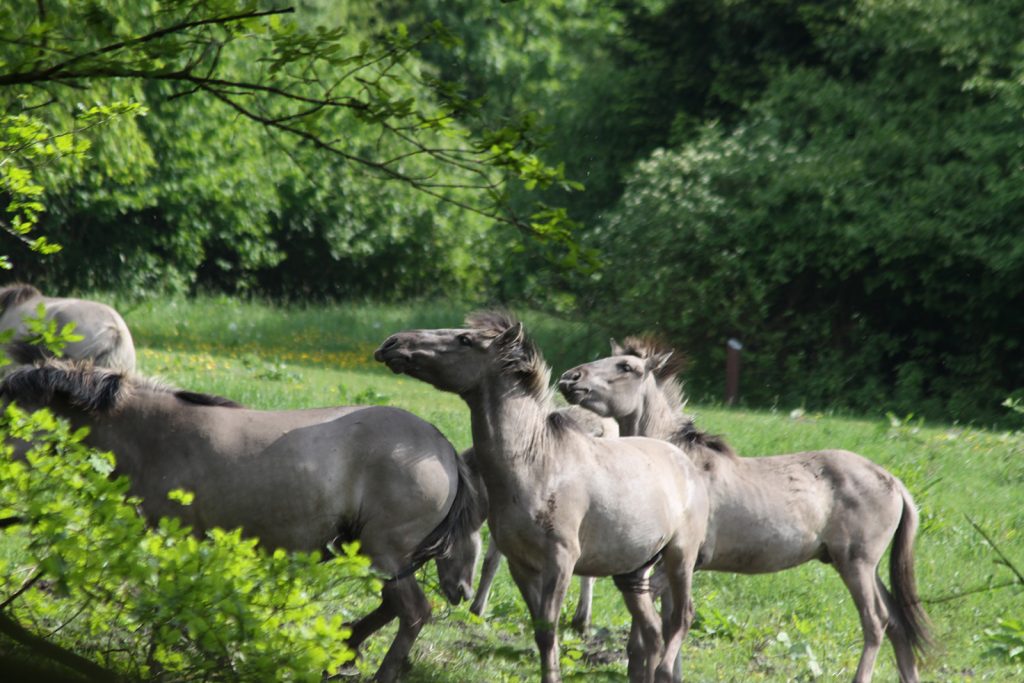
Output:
[{"xmin": 726, "ymin": 338, "xmax": 742, "ymax": 406}]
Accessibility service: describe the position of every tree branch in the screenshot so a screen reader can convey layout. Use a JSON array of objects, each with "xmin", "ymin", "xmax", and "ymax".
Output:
[
  {"xmin": 0, "ymin": 7, "xmax": 295, "ymax": 86},
  {"xmin": 0, "ymin": 611, "xmax": 120, "ymax": 682},
  {"xmin": 0, "ymin": 569, "xmax": 42, "ymax": 611}
]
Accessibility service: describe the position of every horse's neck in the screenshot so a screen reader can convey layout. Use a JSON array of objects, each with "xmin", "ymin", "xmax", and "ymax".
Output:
[
  {"xmin": 618, "ymin": 378, "xmax": 679, "ymax": 440},
  {"xmin": 77, "ymin": 395, "xmax": 189, "ymax": 472},
  {"xmin": 617, "ymin": 382, "xmax": 728, "ymax": 474},
  {"xmin": 464, "ymin": 380, "xmax": 554, "ymax": 492}
]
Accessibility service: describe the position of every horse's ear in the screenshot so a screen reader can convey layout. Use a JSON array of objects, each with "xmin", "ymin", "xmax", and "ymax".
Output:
[
  {"xmin": 493, "ymin": 321, "xmax": 524, "ymax": 350},
  {"xmin": 646, "ymin": 350, "xmax": 673, "ymax": 376},
  {"xmin": 610, "ymin": 338, "xmax": 625, "ymax": 355}
]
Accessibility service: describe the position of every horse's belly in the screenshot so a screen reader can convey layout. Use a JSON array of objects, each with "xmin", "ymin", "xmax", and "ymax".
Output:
[
  {"xmin": 574, "ymin": 516, "xmax": 671, "ymax": 577},
  {"xmin": 704, "ymin": 526, "xmax": 822, "ymax": 573}
]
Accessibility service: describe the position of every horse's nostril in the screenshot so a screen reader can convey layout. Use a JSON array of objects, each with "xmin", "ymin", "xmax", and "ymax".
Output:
[
  {"xmin": 564, "ymin": 370, "xmax": 581, "ymax": 382},
  {"xmin": 380, "ymin": 337, "xmax": 398, "ymax": 350}
]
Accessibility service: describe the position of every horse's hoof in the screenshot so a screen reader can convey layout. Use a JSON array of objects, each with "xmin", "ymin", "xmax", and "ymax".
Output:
[{"xmin": 570, "ymin": 617, "xmax": 591, "ymax": 635}]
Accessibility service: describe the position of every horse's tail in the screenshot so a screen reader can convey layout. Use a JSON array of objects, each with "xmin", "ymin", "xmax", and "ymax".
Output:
[
  {"xmin": 889, "ymin": 484, "xmax": 933, "ymax": 658},
  {"xmin": 406, "ymin": 447, "xmax": 484, "ymax": 573},
  {"xmin": 4, "ymin": 340, "xmax": 51, "ymax": 365}
]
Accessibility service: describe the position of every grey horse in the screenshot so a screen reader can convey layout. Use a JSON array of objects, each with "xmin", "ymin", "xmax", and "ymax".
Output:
[
  {"xmin": 559, "ymin": 336, "xmax": 932, "ymax": 683},
  {"xmin": 0, "ymin": 283, "xmax": 136, "ymax": 371},
  {"xmin": 0, "ymin": 360, "xmax": 483, "ymax": 683},
  {"xmin": 376, "ymin": 312, "xmax": 708, "ymax": 683}
]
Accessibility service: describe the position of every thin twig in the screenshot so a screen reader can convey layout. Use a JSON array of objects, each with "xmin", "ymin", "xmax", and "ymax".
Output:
[
  {"xmin": 966, "ymin": 513, "xmax": 1024, "ymax": 585},
  {"xmin": 0, "ymin": 569, "xmax": 43, "ymax": 611},
  {"xmin": 924, "ymin": 579, "xmax": 1020, "ymax": 605}
]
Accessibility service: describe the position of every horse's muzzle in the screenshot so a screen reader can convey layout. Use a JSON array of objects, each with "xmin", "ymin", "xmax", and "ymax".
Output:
[
  {"xmin": 374, "ymin": 337, "xmax": 411, "ymax": 373},
  {"xmin": 557, "ymin": 379, "xmax": 588, "ymax": 404},
  {"xmin": 443, "ymin": 582, "xmax": 473, "ymax": 605}
]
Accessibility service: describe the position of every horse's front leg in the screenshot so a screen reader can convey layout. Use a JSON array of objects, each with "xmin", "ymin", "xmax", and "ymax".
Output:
[
  {"xmin": 615, "ymin": 567, "xmax": 663, "ymax": 683},
  {"xmin": 508, "ymin": 545, "xmax": 577, "ymax": 683},
  {"xmin": 571, "ymin": 576, "xmax": 595, "ymax": 634},
  {"xmin": 470, "ymin": 537, "xmax": 503, "ymax": 616},
  {"xmin": 657, "ymin": 543, "xmax": 698, "ymax": 683}
]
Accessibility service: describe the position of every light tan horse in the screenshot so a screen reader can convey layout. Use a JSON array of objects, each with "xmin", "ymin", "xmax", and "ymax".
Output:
[
  {"xmin": 468, "ymin": 405, "xmax": 619, "ymax": 631},
  {"xmin": 376, "ymin": 312, "xmax": 708, "ymax": 683},
  {"xmin": 1, "ymin": 360, "xmax": 483, "ymax": 683},
  {"xmin": 0, "ymin": 283, "xmax": 136, "ymax": 371},
  {"xmin": 559, "ymin": 336, "xmax": 932, "ymax": 683}
]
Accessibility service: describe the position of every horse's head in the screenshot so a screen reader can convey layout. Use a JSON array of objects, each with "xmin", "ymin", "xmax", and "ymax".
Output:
[
  {"xmin": 558, "ymin": 339, "xmax": 675, "ymax": 419},
  {"xmin": 375, "ymin": 311, "xmax": 543, "ymax": 397},
  {"xmin": 435, "ymin": 527, "xmax": 481, "ymax": 605}
]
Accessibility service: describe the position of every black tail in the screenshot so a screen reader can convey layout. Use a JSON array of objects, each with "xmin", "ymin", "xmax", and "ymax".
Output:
[
  {"xmin": 403, "ymin": 448, "xmax": 484, "ymax": 576},
  {"xmin": 889, "ymin": 485, "xmax": 933, "ymax": 658},
  {"xmin": 4, "ymin": 341, "xmax": 53, "ymax": 365}
]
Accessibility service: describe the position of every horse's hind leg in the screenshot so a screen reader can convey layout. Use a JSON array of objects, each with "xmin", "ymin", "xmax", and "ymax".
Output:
[
  {"xmin": 470, "ymin": 537, "xmax": 503, "ymax": 616},
  {"xmin": 571, "ymin": 576, "xmax": 595, "ymax": 634},
  {"xmin": 835, "ymin": 558, "xmax": 888, "ymax": 683},
  {"xmin": 373, "ymin": 575, "xmax": 432, "ymax": 683},
  {"xmin": 345, "ymin": 597, "xmax": 396, "ymax": 655},
  {"xmin": 876, "ymin": 576, "xmax": 920, "ymax": 683}
]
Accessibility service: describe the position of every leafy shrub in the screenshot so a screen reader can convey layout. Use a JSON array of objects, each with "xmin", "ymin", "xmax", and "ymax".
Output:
[
  {"xmin": 985, "ymin": 618, "xmax": 1024, "ymax": 662},
  {"xmin": 0, "ymin": 404, "xmax": 375, "ymax": 682}
]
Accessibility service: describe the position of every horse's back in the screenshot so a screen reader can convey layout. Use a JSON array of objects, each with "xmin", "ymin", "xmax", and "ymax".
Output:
[{"xmin": 1, "ymin": 294, "xmax": 136, "ymax": 371}]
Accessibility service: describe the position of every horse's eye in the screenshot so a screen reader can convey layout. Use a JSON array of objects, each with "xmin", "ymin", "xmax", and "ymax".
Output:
[
  {"xmin": 457, "ymin": 334, "xmax": 473, "ymax": 347},
  {"xmin": 618, "ymin": 362, "xmax": 633, "ymax": 373}
]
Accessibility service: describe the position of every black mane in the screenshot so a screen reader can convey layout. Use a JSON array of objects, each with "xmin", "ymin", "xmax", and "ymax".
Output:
[
  {"xmin": 174, "ymin": 390, "xmax": 243, "ymax": 408},
  {"xmin": 670, "ymin": 420, "xmax": 735, "ymax": 457},
  {"xmin": 0, "ymin": 359, "xmax": 243, "ymax": 413}
]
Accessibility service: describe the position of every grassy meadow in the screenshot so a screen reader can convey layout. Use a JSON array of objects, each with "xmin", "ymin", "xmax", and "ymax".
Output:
[{"xmin": 42, "ymin": 297, "xmax": 1024, "ymax": 680}]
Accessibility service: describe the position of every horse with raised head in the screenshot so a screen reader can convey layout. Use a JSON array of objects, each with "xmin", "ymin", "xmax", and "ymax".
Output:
[
  {"xmin": 0, "ymin": 283, "xmax": 136, "ymax": 371},
  {"xmin": 376, "ymin": 312, "xmax": 708, "ymax": 683},
  {"xmin": 559, "ymin": 336, "xmax": 932, "ymax": 683},
  {"xmin": 0, "ymin": 360, "xmax": 483, "ymax": 683}
]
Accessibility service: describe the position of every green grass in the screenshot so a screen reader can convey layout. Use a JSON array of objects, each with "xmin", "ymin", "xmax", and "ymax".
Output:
[{"xmin": 18, "ymin": 296, "xmax": 1024, "ymax": 681}]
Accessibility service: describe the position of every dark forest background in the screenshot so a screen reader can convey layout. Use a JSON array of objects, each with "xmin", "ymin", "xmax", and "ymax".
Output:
[{"xmin": 4, "ymin": 0, "xmax": 1022, "ymax": 423}]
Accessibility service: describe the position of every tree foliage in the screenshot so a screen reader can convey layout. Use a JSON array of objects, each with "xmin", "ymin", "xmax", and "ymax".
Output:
[{"xmin": 0, "ymin": 0, "xmax": 578, "ymax": 293}]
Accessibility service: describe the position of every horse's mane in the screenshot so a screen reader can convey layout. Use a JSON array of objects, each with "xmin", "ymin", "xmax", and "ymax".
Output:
[
  {"xmin": 0, "ymin": 359, "xmax": 242, "ymax": 413},
  {"xmin": 466, "ymin": 310, "xmax": 551, "ymax": 401},
  {"xmin": 0, "ymin": 283, "xmax": 41, "ymax": 313},
  {"xmin": 669, "ymin": 420, "xmax": 736, "ymax": 457},
  {"xmin": 465, "ymin": 310, "xmax": 582, "ymax": 439},
  {"xmin": 618, "ymin": 335, "xmax": 688, "ymax": 413},
  {"xmin": 619, "ymin": 335, "xmax": 736, "ymax": 456}
]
